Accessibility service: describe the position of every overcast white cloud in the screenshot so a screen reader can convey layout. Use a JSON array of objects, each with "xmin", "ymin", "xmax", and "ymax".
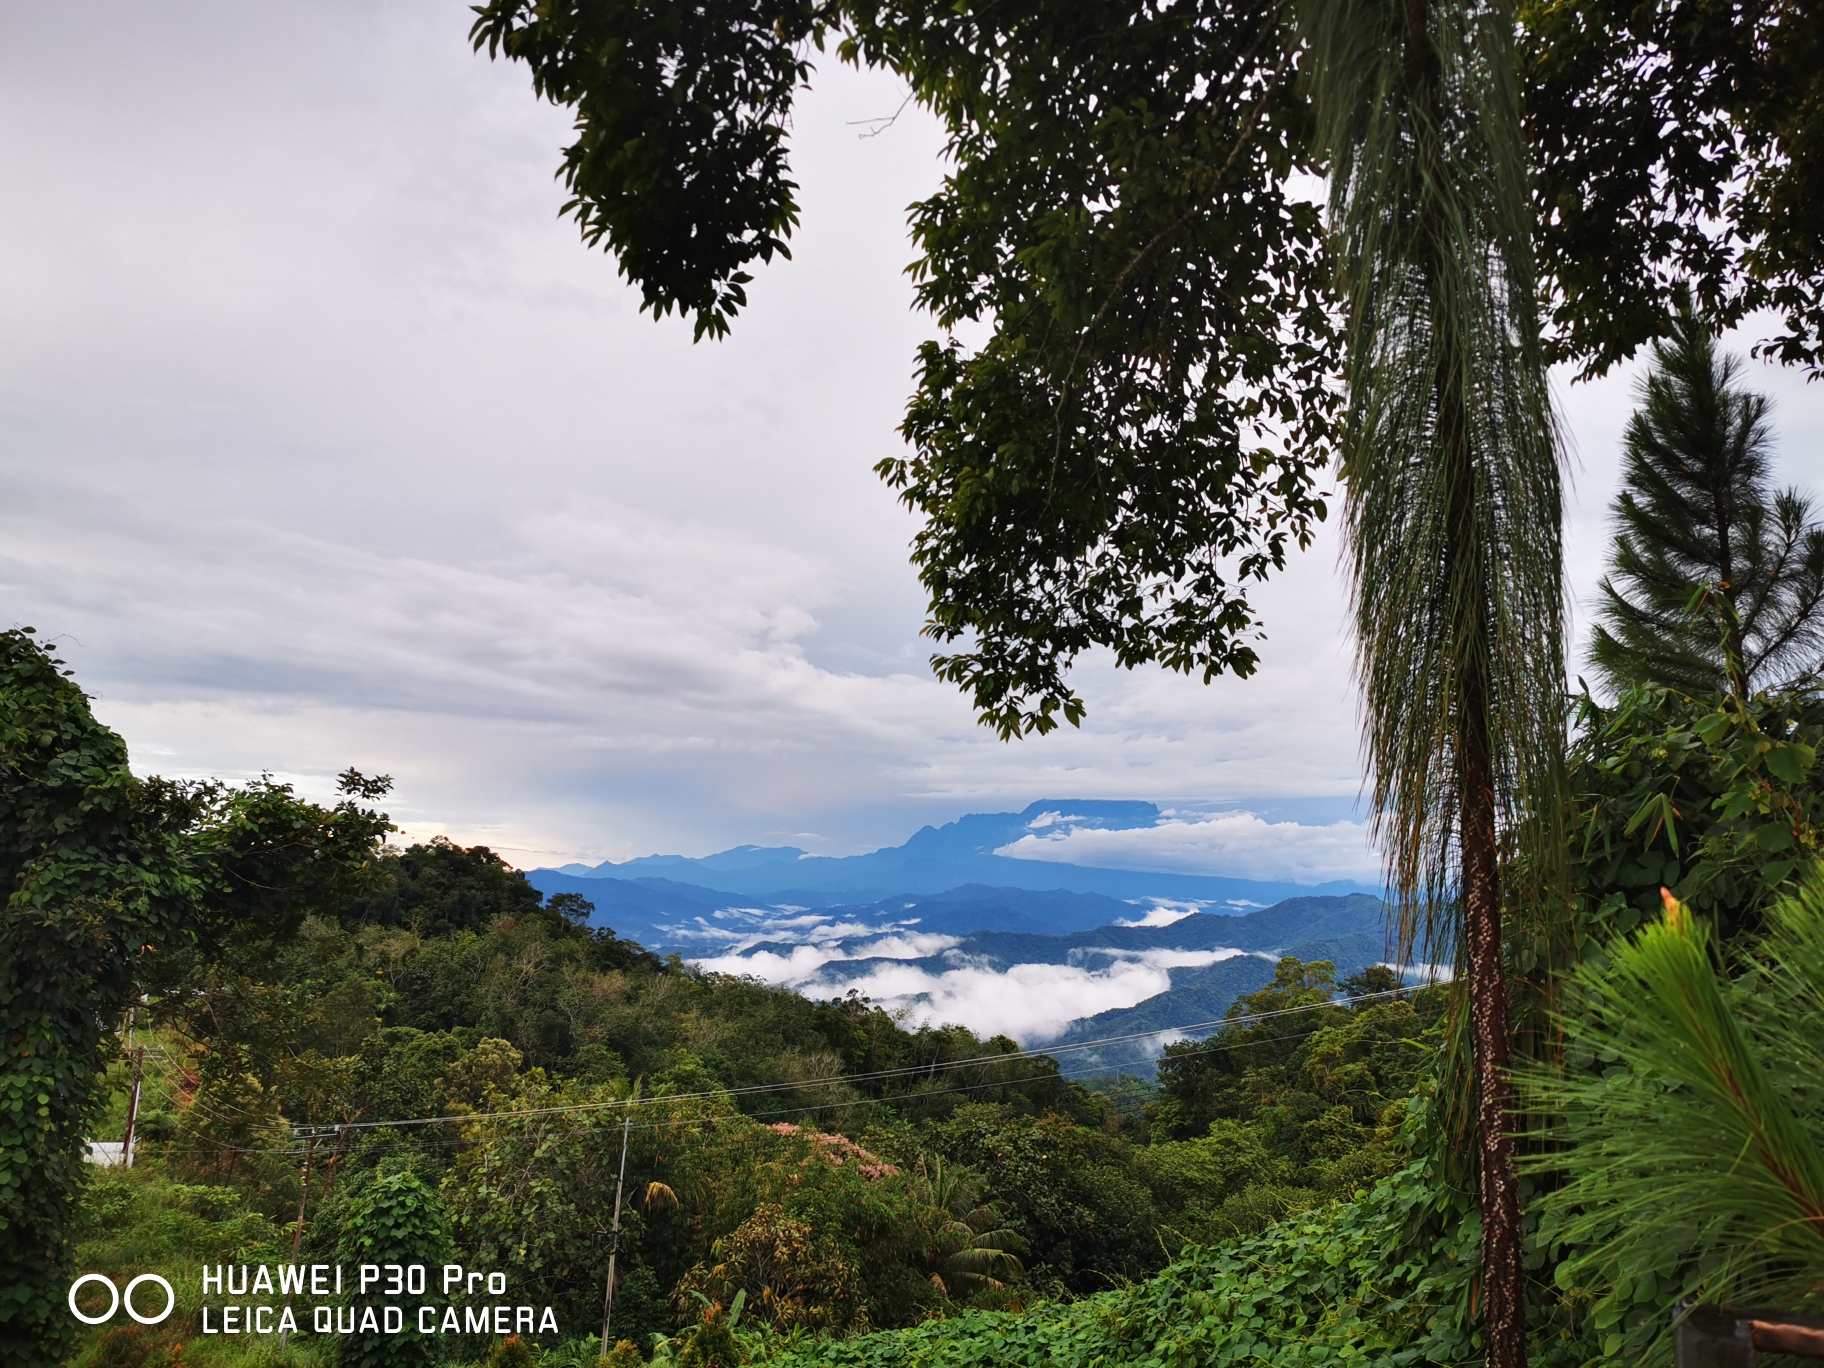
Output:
[
  {"xmin": 998, "ymin": 811, "xmax": 1380, "ymax": 883},
  {"xmin": 3, "ymin": 0, "xmax": 1820, "ymax": 874}
]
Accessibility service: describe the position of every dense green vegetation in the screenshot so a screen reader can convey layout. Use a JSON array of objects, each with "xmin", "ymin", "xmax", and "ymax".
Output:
[
  {"xmin": 742, "ymin": 1154, "xmax": 1486, "ymax": 1368},
  {"xmin": 1568, "ymin": 683, "xmax": 1822, "ymax": 943},
  {"xmin": 1, "ymin": 627, "xmax": 394, "ymax": 1368},
  {"xmin": 63, "ymin": 811, "xmax": 1445, "ymax": 1368},
  {"xmin": 1523, "ymin": 881, "xmax": 1824, "ymax": 1364},
  {"xmin": 30, "ymin": 663, "xmax": 1822, "ymax": 1368},
  {"xmin": 1149, "ymin": 961, "xmax": 1446, "ymax": 1231}
]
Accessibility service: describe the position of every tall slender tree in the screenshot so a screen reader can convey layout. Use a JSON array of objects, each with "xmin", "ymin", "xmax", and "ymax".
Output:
[
  {"xmin": 1302, "ymin": 0, "xmax": 1568, "ymax": 1363},
  {"xmin": 0, "ymin": 628, "xmax": 394, "ymax": 1367},
  {"xmin": 1590, "ymin": 307, "xmax": 1824, "ymax": 699}
]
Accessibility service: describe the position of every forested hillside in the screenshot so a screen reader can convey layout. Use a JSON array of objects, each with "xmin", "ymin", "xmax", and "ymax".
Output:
[
  {"xmin": 67, "ymin": 670, "xmax": 1824, "ymax": 1368},
  {"xmin": 30, "ymin": 653, "xmax": 1824, "ymax": 1368},
  {"xmin": 68, "ymin": 836, "xmax": 1440, "ymax": 1367}
]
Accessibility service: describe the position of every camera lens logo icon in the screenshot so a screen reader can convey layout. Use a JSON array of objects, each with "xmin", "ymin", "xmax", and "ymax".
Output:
[{"xmin": 68, "ymin": 1274, "xmax": 175, "ymax": 1326}]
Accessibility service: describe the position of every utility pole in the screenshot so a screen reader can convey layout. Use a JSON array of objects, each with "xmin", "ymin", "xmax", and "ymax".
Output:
[
  {"xmin": 600, "ymin": 1114, "xmax": 632, "ymax": 1356},
  {"xmin": 321, "ymin": 1123, "xmax": 348, "ymax": 1202},
  {"xmin": 280, "ymin": 1134, "xmax": 319, "ymax": 1348},
  {"xmin": 120, "ymin": 1008, "xmax": 145, "ymax": 1169}
]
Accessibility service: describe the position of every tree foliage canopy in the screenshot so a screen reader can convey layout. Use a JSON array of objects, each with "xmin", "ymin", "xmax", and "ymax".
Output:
[
  {"xmin": 855, "ymin": 0, "xmax": 1337, "ymax": 735},
  {"xmin": 0, "ymin": 628, "xmax": 394, "ymax": 1367},
  {"xmin": 468, "ymin": 0, "xmax": 825, "ymax": 341},
  {"xmin": 473, "ymin": 0, "xmax": 1821, "ymax": 737},
  {"xmin": 1, "ymin": 630, "xmax": 193, "ymax": 1365},
  {"xmin": 472, "ymin": 0, "xmax": 1336, "ymax": 735},
  {"xmin": 1522, "ymin": 0, "xmax": 1824, "ymax": 376}
]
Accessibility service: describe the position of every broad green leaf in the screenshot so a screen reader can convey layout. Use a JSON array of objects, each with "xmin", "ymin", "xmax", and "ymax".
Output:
[
  {"xmin": 1693, "ymin": 712, "xmax": 1732, "ymax": 745},
  {"xmin": 1754, "ymin": 823, "xmax": 1795, "ymax": 852},
  {"xmin": 1760, "ymin": 859, "xmax": 1796, "ymax": 887},
  {"xmin": 1766, "ymin": 743, "xmax": 1816, "ymax": 784}
]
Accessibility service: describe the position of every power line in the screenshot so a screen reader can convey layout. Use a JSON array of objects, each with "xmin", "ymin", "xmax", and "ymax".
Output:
[
  {"xmin": 271, "ymin": 984, "xmax": 1435, "ymax": 1137},
  {"xmin": 152, "ymin": 1007, "xmax": 1438, "ymax": 1161}
]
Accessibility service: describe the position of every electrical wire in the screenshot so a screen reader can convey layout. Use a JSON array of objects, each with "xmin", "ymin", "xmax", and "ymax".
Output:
[
  {"xmin": 276, "ymin": 984, "xmax": 1428, "ymax": 1137},
  {"xmin": 156, "ymin": 993, "xmax": 1440, "ymax": 1158}
]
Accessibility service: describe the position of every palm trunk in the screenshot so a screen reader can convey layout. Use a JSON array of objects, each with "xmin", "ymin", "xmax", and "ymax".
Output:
[
  {"xmin": 1436, "ymin": 230, "xmax": 1527, "ymax": 1368},
  {"xmin": 1308, "ymin": 0, "xmax": 1562, "ymax": 1346},
  {"xmin": 1462, "ymin": 703, "xmax": 1526, "ymax": 1368},
  {"xmin": 1409, "ymin": 0, "xmax": 1527, "ymax": 1356}
]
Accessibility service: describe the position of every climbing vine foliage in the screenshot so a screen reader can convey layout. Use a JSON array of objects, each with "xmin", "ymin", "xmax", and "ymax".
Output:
[
  {"xmin": 0, "ymin": 628, "xmax": 392, "ymax": 1367},
  {"xmin": 337, "ymin": 1168, "xmax": 455, "ymax": 1368}
]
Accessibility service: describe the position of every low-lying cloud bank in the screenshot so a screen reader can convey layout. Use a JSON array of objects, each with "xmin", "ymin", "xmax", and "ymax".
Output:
[
  {"xmin": 997, "ymin": 809, "xmax": 1379, "ymax": 883},
  {"xmin": 691, "ymin": 932, "xmax": 964, "ymax": 983},
  {"xmin": 1114, "ymin": 899, "xmax": 1206, "ymax": 928},
  {"xmin": 697, "ymin": 937, "xmax": 1264, "ymax": 1044},
  {"xmin": 813, "ymin": 958, "xmax": 1183, "ymax": 1044}
]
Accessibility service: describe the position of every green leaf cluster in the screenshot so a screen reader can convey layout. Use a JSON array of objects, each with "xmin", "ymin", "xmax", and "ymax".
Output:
[
  {"xmin": 2, "ymin": 629, "xmax": 192, "ymax": 1364},
  {"xmin": 1, "ymin": 628, "xmax": 393, "ymax": 1367},
  {"xmin": 337, "ymin": 1168, "xmax": 456, "ymax": 1368},
  {"xmin": 68, "ymin": 1164, "xmax": 289, "ymax": 1367},
  {"xmin": 1569, "ymin": 681, "xmax": 1822, "ymax": 943}
]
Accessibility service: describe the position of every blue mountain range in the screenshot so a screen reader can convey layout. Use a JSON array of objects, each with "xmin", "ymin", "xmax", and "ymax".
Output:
[
  {"xmin": 528, "ymin": 800, "xmax": 1377, "ymax": 945},
  {"xmin": 523, "ymin": 802, "xmax": 1389, "ymax": 1069}
]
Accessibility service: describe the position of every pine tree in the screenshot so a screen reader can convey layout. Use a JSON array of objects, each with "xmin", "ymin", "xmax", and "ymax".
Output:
[
  {"xmin": 1525, "ymin": 879, "xmax": 1824, "ymax": 1359},
  {"xmin": 1590, "ymin": 308, "xmax": 1824, "ymax": 699}
]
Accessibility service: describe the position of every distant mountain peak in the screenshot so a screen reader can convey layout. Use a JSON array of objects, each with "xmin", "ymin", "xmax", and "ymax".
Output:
[
  {"xmin": 537, "ymin": 800, "xmax": 1375, "ymax": 908},
  {"xmin": 1019, "ymin": 799, "xmax": 1160, "ymax": 826},
  {"xmin": 898, "ymin": 799, "xmax": 1162, "ymax": 860}
]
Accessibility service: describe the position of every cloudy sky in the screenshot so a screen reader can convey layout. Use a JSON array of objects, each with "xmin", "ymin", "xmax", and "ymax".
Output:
[{"xmin": 4, "ymin": 0, "xmax": 1820, "ymax": 875}]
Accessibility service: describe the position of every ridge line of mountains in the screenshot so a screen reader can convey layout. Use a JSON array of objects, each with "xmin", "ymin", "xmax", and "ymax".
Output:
[
  {"xmin": 524, "ymin": 800, "xmax": 1390, "ymax": 1071},
  {"xmin": 529, "ymin": 799, "xmax": 1375, "ymax": 919}
]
